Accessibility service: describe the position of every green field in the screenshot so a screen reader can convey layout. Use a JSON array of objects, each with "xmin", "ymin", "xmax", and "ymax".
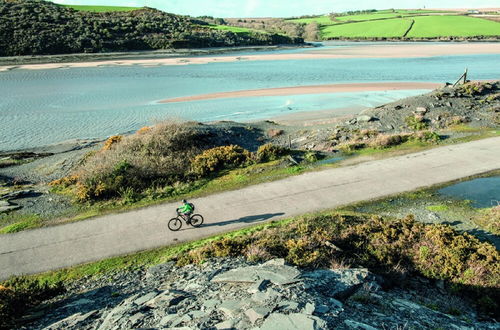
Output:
[
  {"xmin": 286, "ymin": 9, "xmax": 500, "ymax": 39},
  {"xmin": 334, "ymin": 12, "xmax": 408, "ymax": 22},
  {"xmin": 61, "ymin": 5, "xmax": 142, "ymax": 12},
  {"xmin": 288, "ymin": 15, "xmax": 335, "ymax": 25},
  {"xmin": 209, "ymin": 24, "xmax": 254, "ymax": 33},
  {"xmin": 407, "ymin": 15, "xmax": 500, "ymax": 37},
  {"xmin": 321, "ymin": 18, "xmax": 413, "ymax": 38}
]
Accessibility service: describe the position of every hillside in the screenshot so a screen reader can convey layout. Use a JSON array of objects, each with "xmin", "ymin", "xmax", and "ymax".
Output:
[
  {"xmin": 288, "ymin": 9, "xmax": 500, "ymax": 40},
  {"xmin": 0, "ymin": 0, "xmax": 302, "ymax": 57}
]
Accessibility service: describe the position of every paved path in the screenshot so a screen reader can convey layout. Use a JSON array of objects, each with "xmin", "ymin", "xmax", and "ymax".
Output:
[{"xmin": 1, "ymin": 137, "xmax": 500, "ymax": 280}]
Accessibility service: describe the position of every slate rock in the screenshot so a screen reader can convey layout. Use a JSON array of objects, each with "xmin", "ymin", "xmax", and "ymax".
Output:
[
  {"xmin": 247, "ymin": 279, "xmax": 270, "ymax": 294},
  {"xmin": 146, "ymin": 261, "xmax": 175, "ymax": 278},
  {"xmin": 65, "ymin": 298, "xmax": 94, "ymax": 308},
  {"xmin": 215, "ymin": 319, "xmax": 237, "ymax": 329},
  {"xmin": 219, "ymin": 299, "xmax": 245, "ymax": 318},
  {"xmin": 260, "ymin": 313, "xmax": 327, "ymax": 330},
  {"xmin": 245, "ymin": 306, "xmax": 272, "ymax": 324},
  {"xmin": 303, "ymin": 268, "xmax": 374, "ymax": 299},
  {"xmin": 145, "ymin": 290, "xmax": 186, "ymax": 308},
  {"xmin": 304, "ymin": 302, "xmax": 315, "ymax": 315},
  {"xmin": 134, "ymin": 291, "xmax": 159, "ymax": 305},
  {"xmin": 0, "ymin": 200, "xmax": 21, "ymax": 213},
  {"xmin": 44, "ymin": 310, "xmax": 98, "ymax": 329},
  {"xmin": 211, "ymin": 259, "xmax": 301, "ymax": 286},
  {"xmin": 357, "ymin": 115, "xmax": 376, "ymax": 123},
  {"xmin": 277, "ymin": 300, "xmax": 300, "ymax": 311},
  {"xmin": 315, "ymin": 304, "xmax": 329, "ymax": 314},
  {"xmin": 344, "ymin": 319, "xmax": 378, "ymax": 330}
]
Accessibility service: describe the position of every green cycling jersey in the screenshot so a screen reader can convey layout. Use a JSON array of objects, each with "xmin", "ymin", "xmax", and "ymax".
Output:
[{"xmin": 178, "ymin": 202, "xmax": 193, "ymax": 214}]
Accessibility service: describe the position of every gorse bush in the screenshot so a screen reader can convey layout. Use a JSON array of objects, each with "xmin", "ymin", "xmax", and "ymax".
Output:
[
  {"xmin": 405, "ymin": 114, "xmax": 429, "ymax": 130},
  {"xmin": 74, "ymin": 122, "xmax": 209, "ymax": 201},
  {"xmin": 174, "ymin": 213, "xmax": 500, "ymax": 316},
  {"xmin": 411, "ymin": 131, "xmax": 441, "ymax": 143},
  {"xmin": 370, "ymin": 134, "xmax": 408, "ymax": 148},
  {"xmin": 457, "ymin": 82, "xmax": 492, "ymax": 96},
  {"xmin": 190, "ymin": 145, "xmax": 253, "ymax": 178},
  {"xmin": 102, "ymin": 135, "xmax": 123, "ymax": 151},
  {"xmin": 255, "ymin": 143, "xmax": 289, "ymax": 163}
]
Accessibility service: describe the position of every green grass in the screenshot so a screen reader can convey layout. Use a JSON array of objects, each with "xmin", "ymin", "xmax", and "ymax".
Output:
[
  {"xmin": 60, "ymin": 5, "xmax": 142, "ymax": 12},
  {"xmin": 209, "ymin": 24, "xmax": 254, "ymax": 33},
  {"xmin": 321, "ymin": 18, "xmax": 414, "ymax": 38},
  {"xmin": 287, "ymin": 15, "xmax": 334, "ymax": 25},
  {"xmin": 407, "ymin": 15, "xmax": 500, "ymax": 37},
  {"xmin": 0, "ymin": 214, "xmax": 41, "ymax": 234},
  {"xmin": 426, "ymin": 204, "xmax": 450, "ymax": 212},
  {"xmin": 334, "ymin": 13, "xmax": 409, "ymax": 22}
]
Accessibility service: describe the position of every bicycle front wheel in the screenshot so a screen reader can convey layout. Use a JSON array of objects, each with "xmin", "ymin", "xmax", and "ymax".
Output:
[
  {"xmin": 168, "ymin": 217, "xmax": 182, "ymax": 231},
  {"xmin": 190, "ymin": 214, "xmax": 204, "ymax": 228}
]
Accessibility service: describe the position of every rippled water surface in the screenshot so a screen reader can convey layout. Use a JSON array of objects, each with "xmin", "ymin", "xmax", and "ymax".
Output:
[{"xmin": 1, "ymin": 48, "xmax": 499, "ymax": 151}]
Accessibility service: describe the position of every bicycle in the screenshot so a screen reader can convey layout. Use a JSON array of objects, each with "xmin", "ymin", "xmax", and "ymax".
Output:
[{"xmin": 168, "ymin": 211, "xmax": 204, "ymax": 231}]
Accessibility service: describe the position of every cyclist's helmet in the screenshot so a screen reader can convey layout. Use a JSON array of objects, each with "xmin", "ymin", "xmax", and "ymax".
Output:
[{"xmin": 182, "ymin": 199, "xmax": 187, "ymax": 203}]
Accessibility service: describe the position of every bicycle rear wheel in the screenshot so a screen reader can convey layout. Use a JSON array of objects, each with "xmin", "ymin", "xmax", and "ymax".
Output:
[
  {"xmin": 190, "ymin": 214, "xmax": 204, "ymax": 228},
  {"xmin": 168, "ymin": 217, "xmax": 182, "ymax": 231}
]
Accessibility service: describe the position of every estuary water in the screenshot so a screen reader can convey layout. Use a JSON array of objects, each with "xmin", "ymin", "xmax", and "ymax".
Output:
[{"xmin": 1, "ymin": 45, "xmax": 499, "ymax": 151}]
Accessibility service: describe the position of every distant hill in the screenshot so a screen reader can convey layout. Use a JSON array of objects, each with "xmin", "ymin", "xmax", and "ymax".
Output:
[
  {"xmin": 0, "ymin": 0, "xmax": 302, "ymax": 57},
  {"xmin": 287, "ymin": 9, "xmax": 500, "ymax": 40}
]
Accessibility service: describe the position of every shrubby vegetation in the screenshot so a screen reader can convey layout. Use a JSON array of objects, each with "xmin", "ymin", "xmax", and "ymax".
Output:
[
  {"xmin": 50, "ymin": 123, "xmax": 292, "ymax": 203},
  {"xmin": 221, "ymin": 17, "xmax": 320, "ymax": 41},
  {"xmin": 255, "ymin": 143, "xmax": 289, "ymax": 162},
  {"xmin": 0, "ymin": 0, "xmax": 302, "ymax": 56},
  {"xmin": 64, "ymin": 122, "xmax": 212, "ymax": 201},
  {"xmin": 457, "ymin": 81, "xmax": 493, "ymax": 96},
  {"xmin": 0, "ymin": 278, "xmax": 64, "ymax": 329},
  {"xmin": 337, "ymin": 129, "xmax": 442, "ymax": 153},
  {"xmin": 175, "ymin": 213, "xmax": 500, "ymax": 316},
  {"xmin": 190, "ymin": 145, "xmax": 252, "ymax": 178}
]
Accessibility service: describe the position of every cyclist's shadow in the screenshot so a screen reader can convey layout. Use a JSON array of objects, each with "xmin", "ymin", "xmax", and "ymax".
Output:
[{"xmin": 202, "ymin": 212, "xmax": 286, "ymax": 228}]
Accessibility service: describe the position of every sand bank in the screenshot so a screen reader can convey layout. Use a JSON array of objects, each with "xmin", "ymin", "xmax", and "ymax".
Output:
[
  {"xmin": 305, "ymin": 43, "xmax": 500, "ymax": 58},
  {"xmin": 1, "ymin": 43, "xmax": 498, "ymax": 72},
  {"xmin": 159, "ymin": 82, "xmax": 442, "ymax": 103}
]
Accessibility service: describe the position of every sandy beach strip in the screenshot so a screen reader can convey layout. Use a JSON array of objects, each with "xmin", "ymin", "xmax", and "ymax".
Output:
[
  {"xmin": 305, "ymin": 43, "xmax": 500, "ymax": 58},
  {"xmin": 159, "ymin": 82, "xmax": 442, "ymax": 103},
  {"xmin": 1, "ymin": 43, "xmax": 499, "ymax": 72}
]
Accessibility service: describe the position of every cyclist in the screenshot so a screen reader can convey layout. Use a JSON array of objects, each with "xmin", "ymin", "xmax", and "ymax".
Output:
[{"xmin": 177, "ymin": 199, "xmax": 194, "ymax": 223}]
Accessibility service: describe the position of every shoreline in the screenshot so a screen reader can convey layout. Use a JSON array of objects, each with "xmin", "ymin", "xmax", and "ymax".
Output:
[
  {"xmin": 1, "ymin": 43, "xmax": 499, "ymax": 72},
  {"xmin": 0, "ymin": 44, "xmax": 312, "ymax": 67},
  {"xmin": 159, "ymin": 82, "xmax": 442, "ymax": 103}
]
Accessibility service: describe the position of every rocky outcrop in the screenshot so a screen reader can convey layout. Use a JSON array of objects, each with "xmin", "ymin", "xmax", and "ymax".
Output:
[{"xmin": 26, "ymin": 258, "xmax": 497, "ymax": 330}]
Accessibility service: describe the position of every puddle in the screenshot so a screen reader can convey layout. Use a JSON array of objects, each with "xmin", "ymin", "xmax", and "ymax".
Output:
[
  {"xmin": 438, "ymin": 176, "xmax": 500, "ymax": 208},
  {"xmin": 316, "ymin": 156, "xmax": 345, "ymax": 166}
]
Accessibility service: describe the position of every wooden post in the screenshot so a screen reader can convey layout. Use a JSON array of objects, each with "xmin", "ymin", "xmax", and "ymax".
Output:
[
  {"xmin": 453, "ymin": 68, "xmax": 468, "ymax": 87},
  {"xmin": 288, "ymin": 135, "xmax": 292, "ymax": 149}
]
